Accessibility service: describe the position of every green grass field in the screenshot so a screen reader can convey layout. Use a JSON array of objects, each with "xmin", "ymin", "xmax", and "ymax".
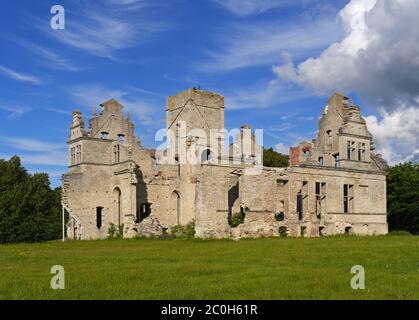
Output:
[{"xmin": 0, "ymin": 235, "xmax": 417, "ymax": 300}]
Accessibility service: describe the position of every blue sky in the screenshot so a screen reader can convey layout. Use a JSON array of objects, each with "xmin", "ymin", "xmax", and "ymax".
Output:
[{"xmin": 1, "ymin": 0, "xmax": 418, "ymax": 188}]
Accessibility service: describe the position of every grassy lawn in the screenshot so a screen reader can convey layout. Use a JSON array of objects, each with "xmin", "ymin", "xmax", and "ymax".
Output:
[{"xmin": 0, "ymin": 235, "xmax": 417, "ymax": 300}]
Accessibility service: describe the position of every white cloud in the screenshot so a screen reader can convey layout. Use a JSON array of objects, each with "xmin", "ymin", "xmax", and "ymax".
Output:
[
  {"xmin": 37, "ymin": 1, "xmax": 163, "ymax": 59},
  {"xmin": 106, "ymin": 0, "xmax": 144, "ymax": 4},
  {"xmin": 298, "ymin": 116, "xmax": 315, "ymax": 121},
  {"xmin": 69, "ymin": 84, "xmax": 160, "ymax": 126},
  {"xmin": 0, "ymin": 136, "xmax": 67, "ymax": 166},
  {"xmin": 274, "ymin": 0, "xmax": 419, "ymax": 109},
  {"xmin": 213, "ymin": 0, "xmax": 295, "ymax": 16},
  {"xmin": 17, "ymin": 41, "xmax": 78, "ymax": 72},
  {"xmin": 272, "ymin": 0, "xmax": 419, "ymax": 164},
  {"xmin": 0, "ymin": 65, "xmax": 41, "ymax": 84},
  {"xmin": 202, "ymin": 18, "xmax": 343, "ymax": 72},
  {"xmin": 274, "ymin": 142, "xmax": 290, "ymax": 155},
  {"xmin": 70, "ymin": 84, "xmax": 126, "ymax": 108},
  {"xmin": 365, "ymin": 107, "xmax": 419, "ymax": 164},
  {"xmin": 0, "ymin": 105, "xmax": 31, "ymax": 118},
  {"xmin": 221, "ymin": 79, "xmax": 313, "ymax": 110}
]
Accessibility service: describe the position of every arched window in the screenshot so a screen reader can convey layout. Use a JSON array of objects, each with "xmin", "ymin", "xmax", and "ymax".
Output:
[
  {"xmin": 113, "ymin": 188, "xmax": 122, "ymax": 227},
  {"xmin": 327, "ymin": 130, "xmax": 333, "ymax": 144},
  {"xmin": 201, "ymin": 149, "xmax": 213, "ymax": 163},
  {"xmin": 117, "ymin": 134, "xmax": 125, "ymax": 144},
  {"xmin": 113, "ymin": 145, "xmax": 120, "ymax": 163},
  {"xmin": 345, "ymin": 226, "xmax": 354, "ymax": 235},
  {"xmin": 76, "ymin": 145, "xmax": 82, "ymax": 163},
  {"xmin": 171, "ymin": 191, "xmax": 182, "ymax": 225}
]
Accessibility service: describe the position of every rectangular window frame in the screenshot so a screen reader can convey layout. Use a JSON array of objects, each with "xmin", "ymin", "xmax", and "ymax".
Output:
[
  {"xmin": 343, "ymin": 184, "xmax": 354, "ymax": 213},
  {"xmin": 334, "ymin": 154, "xmax": 340, "ymax": 168},
  {"xmin": 326, "ymin": 130, "xmax": 333, "ymax": 145},
  {"xmin": 96, "ymin": 207, "xmax": 103, "ymax": 229}
]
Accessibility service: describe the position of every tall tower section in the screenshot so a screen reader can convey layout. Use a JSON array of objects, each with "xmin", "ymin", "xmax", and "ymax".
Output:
[
  {"xmin": 166, "ymin": 88, "xmax": 225, "ymax": 163},
  {"xmin": 89, "ymin": 99, "xmax": 135, "ymax": 144}
]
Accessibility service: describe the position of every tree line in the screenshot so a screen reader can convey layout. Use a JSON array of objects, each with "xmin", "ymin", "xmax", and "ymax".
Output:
[
  {"xmin": 0, "ymin": 154, "xmax": 417, "ymax": 243},
  {"xmin": 0, "ymin": 156, "xmax": 61, "ymax": 243}
]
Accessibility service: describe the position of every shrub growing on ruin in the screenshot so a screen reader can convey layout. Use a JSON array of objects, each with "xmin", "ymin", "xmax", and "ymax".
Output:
[
  {"xmin": 279, "ymin": 226, "xmax": 288, "ymax": 237},
  {"xmin": 171, "ymin": 220, "xmax": 195, "ymax": 239},
  {"xmin": 229, "ymin": 212, "xmax": 245, "ymax": 227},
  {"xmin": 107, "ymin": 223, "xmax": 117, "ymax": 239},
  {"xmin": 107, "ymin": 223, "xmax": 124, "ymax": 239}
]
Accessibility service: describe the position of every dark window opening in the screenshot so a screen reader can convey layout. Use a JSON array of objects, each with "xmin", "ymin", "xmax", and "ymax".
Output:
[
  {"xmin": 315, "ymin": 182, "xmax": 321, "ymax": 198},
  {"xmin": 136, "ymin": 209, "xmax": 140, "ymax": 224},
  {"xmin": 315, "ymin": 182, "xmax": 326, "ymax": 219},
  {"xmin": 297, "ymin": 193, "xmax": 303, "ymax": 220},
  {"xmin": 319, "ymin": 156, "xmax": 324, "ymax": 166},
  {"xmin": 228, "ymin": 181, "xmax": 239, "ymax": 222},
  {"xmin": 347, "ymin": 141, "xmax": 356, "ymax": 160},
  {"xmin": 275, "ymin": 212, "xmax": 285, "ymax": 222},
  {"xmin": 358, "ymin": 142, "xmax": 366, "ymax": 161},
  {"xmin": 315, "ymin": 182, "xmax": 322, "ymax": 219},
  {"xmin": 201, "ymin": 149, "xmax": 213, "ymax": 163},
  {"xmin": 343, "ymin": 184, "xmax": 353, "ymax": 213},
  {"xmin": 139, "ymin": 203, "xmax": 152, "ymax": 222},
  {"xmin": 276, "ymin": 179, "xmax": 288, "ymax": 185},
  {"xmin": 343, "ymin": 184, "xmax": 349, "ymax": 213},
  {"xmin": 96, "ymin": 207, "xmax": 103, "ymax": 229}
]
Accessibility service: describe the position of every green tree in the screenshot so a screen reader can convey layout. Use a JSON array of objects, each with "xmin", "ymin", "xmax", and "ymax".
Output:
[
  {"xmin": 387, "ymin": 163, "xmax": 419, "ymax": 234},
  {"xmin": 263, "ymin": 148, "xmax": 289, "ymax": 167},
  {"xmin": 0, "ymin": 156, "xmax": 62, "ymax": 243}
]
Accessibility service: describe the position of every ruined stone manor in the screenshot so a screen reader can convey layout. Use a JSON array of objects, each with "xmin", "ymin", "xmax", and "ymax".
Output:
[{"xmin": 62, "ymin": 88, "xmax": 388, "ymax": 240}]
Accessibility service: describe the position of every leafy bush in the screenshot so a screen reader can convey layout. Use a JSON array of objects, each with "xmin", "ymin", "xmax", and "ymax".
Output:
[
  {"xmin": 107, "ymin": 223, "xmax": 123, "ymax": 239},
  {"xmin": 171, "ymin": 220, "xmax": 195, "ymax": 239},
  {"xmin": 107, "ymin": 223, "xmax": 117, "ymax": 239},
  {"xmin": 229, "ymin": 212, "xmax": 245, "ymax": 227},
  {"xmin": 279, "ymin": 226, "xmax": 288, "ymax": 237}
]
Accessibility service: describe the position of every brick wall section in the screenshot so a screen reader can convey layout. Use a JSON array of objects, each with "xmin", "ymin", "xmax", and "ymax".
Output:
[{"xmin": 289, "ymin": 147, "xmax": 300, "ymax": 167}]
